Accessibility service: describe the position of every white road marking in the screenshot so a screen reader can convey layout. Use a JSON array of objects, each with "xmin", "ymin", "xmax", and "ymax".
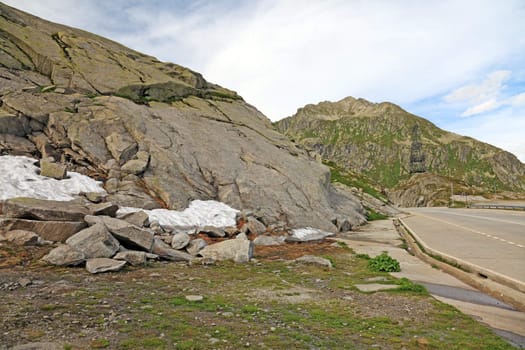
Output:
[
  {"xmin": 422, "ymin": 209, "xmax": 525, "ymax": 226},
  {"xmin": 413, "ymin": 212, "xmax": 524, "ymax": 250}
]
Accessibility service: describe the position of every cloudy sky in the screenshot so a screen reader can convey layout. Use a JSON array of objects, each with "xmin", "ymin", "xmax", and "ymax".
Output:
[{"xmin": 5, "ymin": 0, "xmax": 525, "ymax": 161}]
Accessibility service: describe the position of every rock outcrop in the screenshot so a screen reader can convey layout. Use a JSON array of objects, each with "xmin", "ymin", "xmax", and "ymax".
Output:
[
  {"xmin": 276, "ymin": 96, "xmax": 525, "ymax": 206},
  {"xmin": 0, "ymin": 3, "xmax": 365, "ymax": 231}
]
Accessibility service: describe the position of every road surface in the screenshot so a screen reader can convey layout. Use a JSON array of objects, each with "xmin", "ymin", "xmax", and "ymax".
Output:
[{"xmin": 402, "ymin": 207, "xmax": 525, "ymax": 288}]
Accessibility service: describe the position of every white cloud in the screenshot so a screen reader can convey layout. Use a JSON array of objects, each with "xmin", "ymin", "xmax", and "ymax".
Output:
[
  {"xmin": 509, "ymin": 92, "xmax": 525, "ymax": 107},
  {"xmin": 444, "ymin": 70, "xmax": 510, "ymax": 104},
  {"xmin": 3, "ymin": 0, "xmax": 525, "ymax": 161},
  {"xmin": 442, "ymin": 70, "xmax": 525, "ymax": 117},
  {"xmin": 6, "ymin": 0, "xmax": 524, "ymax": 120},
  {"xmin": 461, "ymin": 99, "xmax": 500, "ymax": 117}
]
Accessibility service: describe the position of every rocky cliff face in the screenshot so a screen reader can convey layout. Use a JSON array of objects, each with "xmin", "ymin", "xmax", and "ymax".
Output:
[
  {"xmin": 276, "ymin": 97, "xmax": 525, "ymax": 206},
  {"xmin": 0, "ymin": 3, "xmax": 366, "ymax": 231}
]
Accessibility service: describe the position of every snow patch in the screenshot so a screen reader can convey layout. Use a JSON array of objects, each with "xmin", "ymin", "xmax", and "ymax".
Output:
[
  {"xmin": 118, "ymin": 200, "xmax": 239, "ymax": 230},
  {"xmin": 288, "ymin": 227, "xmax": 334, "ymax": 242},
  {"xmin": 0, "ymin": 155, "xmax": 106, "ymax": 201},
  {"xmin": 1, "ymin": 156, "xmax": 238, "ymax": 231}
]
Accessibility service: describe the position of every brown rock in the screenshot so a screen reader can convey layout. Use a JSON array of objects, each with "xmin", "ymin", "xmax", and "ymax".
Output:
[
  {"xmin": 4, "ymin": 229, "xmax": 40, "ymax": 246},
  {"xmin": 241, "ymin": 217, "xmax": 266, "ymax": 235},
  {"xmin": 3, "ymin": 197, "xmax": 89, "ymax": 221},
  {"xmin": 120, "ymin": 210, "xmax": 150, "ymax": 227},
  {"xmin": 0, "ymin": 218, "xmax": 86, "ymax": 242},
  {"xmin": 84, "ymin": 192, "xmax": 106, "ymax": 203},
  {"xmin": 39, "ymin": 159, "xmax": 67, "ymax": 179},
  {"xmin": 199, "ymin": 226, "xmax": 226, "ymax": 238},
  {"xmin": 87, "ymin": 202, "xmax": 119, "ymax": 217}
]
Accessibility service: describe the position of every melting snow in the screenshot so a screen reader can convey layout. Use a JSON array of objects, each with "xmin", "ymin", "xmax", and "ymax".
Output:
[
  {"xmin": 289, "ymin": 227, "xmax": 334, "ymax": 241},
  {"xmin": 0, "ymin": 156, "xmax": 239, "ymax": 230},
  {"xmin": 0, "ymin": 155, "xmax": 106, "ymax": 201},
  {"xmin": 118, "ymin": 200, "xmax": 239, "ymax": 229}
]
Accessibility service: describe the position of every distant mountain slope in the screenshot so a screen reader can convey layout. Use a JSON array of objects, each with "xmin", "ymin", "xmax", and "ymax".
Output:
[
  {"xmin": 276, "ymin": 97, "xmax": 525, "ymax": 206},
  {"xmin": 0, "ymin": 3, "xmax": 366, "ymax": 231}
]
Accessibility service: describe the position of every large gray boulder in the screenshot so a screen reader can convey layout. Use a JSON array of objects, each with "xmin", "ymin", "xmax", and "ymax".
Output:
[
  {"xmin": 151, "ymin": 237, "xmax": 193, "ymax": 262},
  {"xmin": 241, "ymin": 217, "xmax": 267, "ymax": 235},
  {"xmin": 120, "ymin": 210, "xmax": 150, "ymax": 227},
  {"xmin": 0, "ymin": 3, "xmax": 366, "ymax": 232},
  {"xmin": 65, "ymin": 223, "xmax": 120, "ymax": 258},
  {"xmin": 86, "ymin": 258, "xmax": 127, "ymax": 273},
  {"xmin": 113, "ymin": 250, "xmax": 148, "ymax": 266},
  {"xmin": 199, "ymin": 239, "xmax": 254, "ymax": 263},
  {"xmin": 85, "ymin": 215, "xmax": 154, "ymax": 251},
  {"xmin": 186, "ymin": 238, "xmax": 208, "ymax": 256},
  {"xmin": 171, "ymin": 232, "xmax": 191, "ymax": 249},
  {"xmin": 253, "ymin": 235, "xmax": 286, "ymax": 246},
  {"xmin": 42, "ymin": 244, "xmax": 85, "ymax": 266},
  {"xmin": 87, "ymin": 202, "xmax": 119, "ymax": 217},
  {"xmin": 3, "ymin": 198, "xmax": 89, "ymax": 221}
]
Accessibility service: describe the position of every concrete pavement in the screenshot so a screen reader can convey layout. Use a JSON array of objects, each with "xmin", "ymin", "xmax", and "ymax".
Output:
[
  {"xmin": 402, "ymin": 208, "xmax": 525, "ymax": 294},
  {"xmin": 336, "ymin": 219, "xmax": 525, "ymax": 347}
]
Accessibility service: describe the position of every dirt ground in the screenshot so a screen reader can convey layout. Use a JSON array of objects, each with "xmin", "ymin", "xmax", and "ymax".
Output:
[{"xmin": 0, "ymin": 240, "xmax": 514, "ymax": 349}]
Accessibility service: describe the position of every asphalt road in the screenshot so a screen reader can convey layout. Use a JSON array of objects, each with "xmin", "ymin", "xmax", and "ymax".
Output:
[{"xmin": 403, "ymin": 208, "xmax": 525, "ymax": 286}]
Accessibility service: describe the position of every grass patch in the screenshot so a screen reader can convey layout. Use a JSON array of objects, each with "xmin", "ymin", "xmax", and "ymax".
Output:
[
  {"xmin": 324, "ymin": 161, "xmax": 387, "ymax": 201},
  {"xmin": 365, "ymin": 207, "xmax": 389, "ymax": 221},
  {"xmin": 393, "ymin": 278, "xmax": 428, "ymax": 295},
  {"xmin": 0, "ymin": 243, "xmax": 514, "ymax": 350}
]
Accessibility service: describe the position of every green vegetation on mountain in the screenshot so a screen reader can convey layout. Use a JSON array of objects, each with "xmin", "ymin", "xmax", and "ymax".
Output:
[{"xmin": 276, "ymin": 97, "xmax": 525, "ymax": 206}]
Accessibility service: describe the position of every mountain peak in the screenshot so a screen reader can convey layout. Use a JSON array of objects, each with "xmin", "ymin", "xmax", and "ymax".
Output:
[{"xmin": 276, "ymin": 96, "xmax": 525, "ymax": 205}]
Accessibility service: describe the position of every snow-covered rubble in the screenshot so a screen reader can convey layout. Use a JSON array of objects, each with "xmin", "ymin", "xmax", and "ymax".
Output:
[{"xmin": 0, "ymin": 155, "xmax": 106, "ymax": 201}]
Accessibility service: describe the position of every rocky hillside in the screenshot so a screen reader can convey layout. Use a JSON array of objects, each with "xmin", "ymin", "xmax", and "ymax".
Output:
[
  {"xmin": 276, "ymin": 97, "xmax": 525, "ymax": 206},
  {"xmin": 0, "ymin": 3, "xmax": 366, "ymax": 231}
]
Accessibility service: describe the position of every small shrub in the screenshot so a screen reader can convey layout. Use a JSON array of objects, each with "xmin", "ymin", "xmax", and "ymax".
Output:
[{"xmin": 367, "ymin": 252, "xmax": 400, "ymax": 272}]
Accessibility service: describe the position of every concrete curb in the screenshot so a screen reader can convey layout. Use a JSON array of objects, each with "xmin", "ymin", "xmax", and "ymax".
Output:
[{"xmin": 397, "ymin": 218, "xmax": 525, "ymax": 311}]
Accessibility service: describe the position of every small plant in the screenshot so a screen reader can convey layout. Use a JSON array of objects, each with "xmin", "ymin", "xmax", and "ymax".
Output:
[
  {"xmin": 367, "ymin": 252, "xmax": 400, "ymax": 272},
  {"xmin": 336, "ymin": 241, "xmax": 349, "ymax": 249}
]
